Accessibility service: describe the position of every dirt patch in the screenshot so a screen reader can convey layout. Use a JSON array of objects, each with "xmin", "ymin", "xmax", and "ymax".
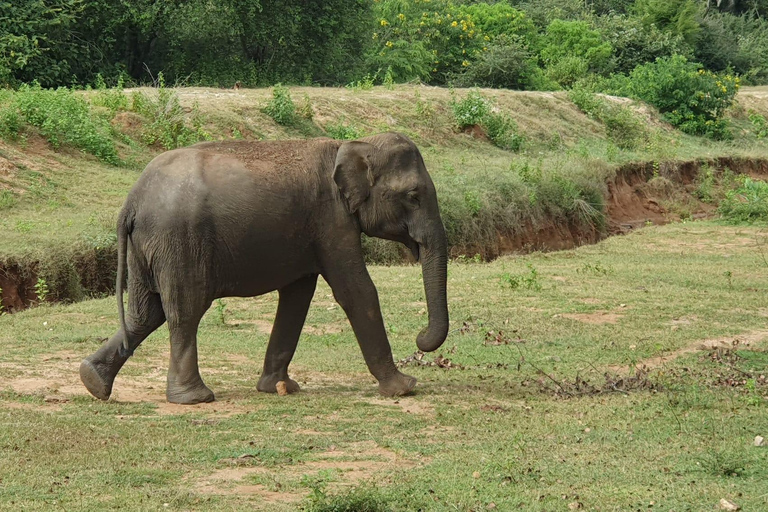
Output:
[
  {"xmin": 363, "ymin": 396, "xmax": 435, "ymax": 416},
  {"xmin": 560, "ymin": 311, "xmax": 623, "ymax": 325},
  {"xmin": 194, "ymin": 440, "xmax": 418, "ymax": 502},
  {"xmin": 608, "ymin": 330, "xmax": 768, "ymax": 373},
  {"xmin": 606, "ymin": 157, "xmax": 768, "ymax": 234}
]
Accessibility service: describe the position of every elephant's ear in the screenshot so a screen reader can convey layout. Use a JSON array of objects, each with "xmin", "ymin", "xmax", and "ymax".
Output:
[{"xmin": 333, "ymin": 141, "xmax": 375, "ymax": 214}]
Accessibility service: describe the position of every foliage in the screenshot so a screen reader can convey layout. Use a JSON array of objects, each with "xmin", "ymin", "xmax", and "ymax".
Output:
[
  {"xmin": 483, "ymin": 111, "xmax": 525, "ymax": 152},
  {"xmin": 450, "ymin": 90, "xmax": 524, "ymax": 151},
  {"xmin": 568, "ymin": 87, "xmax": 646, "ymax": 149},
  {"xmin": 452, "ymin": 35, "xmax": 537, "ymax": 89},
  {"xmin": 34, "ymin": 277, "xmax": 49, "ymax": 303},
  {"xmin": 634, "ymin": 0, "xmax": 702, "ymax": 48},
  {"xmin": 450, "ymin": 89, "xmax": 490, "ymax": 129},
  {"xmin": 540, "ymin": 19, "xmax": 613, "ymax": 87},
  {"xmin": 324, "ymin": 122, "xmax": 363, "ymax": 140},
  {"xmin": 594, "ymin": 14, "xmax": 689, "ymax": 75},
  {"xmin": 500, "ymin": 264, "xmax": 542, "ymax": 291},
  {"xmin": 130, "ymin": 76, "xmax": 209, "ymax": 149},
  {"xmin": 718, "ymin": 176, "xmax": 768, "ymax": 223},
  {"xmin": 368, "ymin": 0, "xmax": 483, "ymax": 84},
  {"xmin": 602, "ymin": 55, "xmax": 739, "ymax": 139},
  {"xmin": 262, "ymin": 84, "xmax": 296, "ymax": 126},
  {"xmin": 2, "ymin": 84, "xmax": 121, "ymax": 164},
  {"xmin": 749, "ymin": 111, "xmax": 768, "ymax": 138}
]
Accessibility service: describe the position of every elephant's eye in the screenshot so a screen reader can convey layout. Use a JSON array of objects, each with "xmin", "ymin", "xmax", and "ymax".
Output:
[{"xmin": 406, "ymin": 190, "xmax": 420, "ymax": 205}]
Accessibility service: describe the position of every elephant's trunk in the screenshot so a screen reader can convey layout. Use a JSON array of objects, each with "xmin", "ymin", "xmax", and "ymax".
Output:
[{"xmin": 416, "ymin": 222, "xmax": 449, "ymax": 352}]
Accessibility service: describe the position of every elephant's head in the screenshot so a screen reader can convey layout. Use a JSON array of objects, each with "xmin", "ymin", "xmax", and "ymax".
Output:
[{"xmin": 333, "ymin": 132, "xmax": 449, "ymax": 352}]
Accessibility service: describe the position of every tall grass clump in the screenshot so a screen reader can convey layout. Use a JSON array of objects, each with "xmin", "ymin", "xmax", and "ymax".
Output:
[
  {"xmin": 130, "ymin": 73, "xmax": 209, "ymax": 149},
  {"xmin": 1, "ymin": 84, "xmax": 120, "ymax": 164},
  {"xmin": 718, "ymin": 176, "xmax": 768, "ymax": 223}
]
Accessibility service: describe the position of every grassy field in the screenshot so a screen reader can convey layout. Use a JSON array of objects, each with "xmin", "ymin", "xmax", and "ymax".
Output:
[{"xmin": 1, "ymin": 221, "xmax": 767, "ymax": 511}]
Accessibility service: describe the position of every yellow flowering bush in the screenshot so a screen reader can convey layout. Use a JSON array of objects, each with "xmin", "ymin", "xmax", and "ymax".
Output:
[{"xmin": 604, "ymin": 55, "xmax": 739, "ymax": 139}]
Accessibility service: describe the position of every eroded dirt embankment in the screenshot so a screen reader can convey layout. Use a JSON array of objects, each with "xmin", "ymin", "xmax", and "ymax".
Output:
[{"xmin": 1, "ymin": 157, "xmax": 767, "ymax": 313}]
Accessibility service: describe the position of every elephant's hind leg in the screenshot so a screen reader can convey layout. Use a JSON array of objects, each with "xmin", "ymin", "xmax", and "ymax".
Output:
[
  {"xmin": 164, "ymin": 293, "xmax": 216, "ymax": 404},
  {"xmin": 80, "ymin": 280, "xmax": 165, "ymax": 400},
  {"xmin": 257, "ymin": 274, "xmax": 318, "ymax": 394}
]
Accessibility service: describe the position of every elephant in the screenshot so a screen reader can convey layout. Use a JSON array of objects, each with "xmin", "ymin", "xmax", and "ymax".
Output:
[{"xmin": 79, "ymin": 132, "xmax": 449, "ymax": 404}]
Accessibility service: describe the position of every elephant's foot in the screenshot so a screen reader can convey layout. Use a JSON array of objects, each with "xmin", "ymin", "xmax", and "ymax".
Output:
[
  {"xmin": 257, "ymin": 373, "xmax": 301, "ymax": 394},
  {"xmin": 378, "ymin": 371, "xmax": 417, "ymax": 397},
  {"xmin": 166, "ymin": 380, "xmax": 215, "ymax": 404},
  {"xmin": 79, "ymin": 358, "xmax": 116, "ymax": 401}
]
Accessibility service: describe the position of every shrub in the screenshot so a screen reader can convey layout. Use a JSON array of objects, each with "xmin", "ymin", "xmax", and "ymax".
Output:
[
  {"xmin": 594, "ymin": 14, "xmax": 689, "ymax": 75},
  {"xmin": 262, "ymin": 84, "xmax": 296, "ymax": 126},
  {"xmin": 539, "ymin": 19, "xmax": 613, "ymax": 86},
  {"xmin": 12, "ymin": 84, "xmax": 120, "ymax": 164},
  {"xmin": 483, "ymin": 111, "xmax": 525, "ymax": 152},
  {"xmin": 603, "ymin": 55, "xmax": 739, "ymax": 139},
  {"xmin": 324, "ymin": 122, "xmax": 363, "ymax": 140},
  {"xmin": 568, "ymin": 87, "xmax": 646, "ymax": 149},
  {"xmin": 452, "ymin": 35, "xmax": 537, "ymax": 89},
  {"xmin": 718, "ymin": 176, "xmax": 768, "ymax": 223},
  {"xmin": 131, "ymin": 76, "xmax": 209, "ymax": 149},
  {"xmin": 750, "ymin": 111, "xmax": 768, "ymax": 138},
  {"xmin": 90, "ymin": 73, "xmax": 128, "ymax": 114},
  {"xmin": 451, "ymin": 89, "xmax": 490, "ymax": 129},
  {"xmin": 368, "ymin": 0, "xmax": 483, "ymax": 84},
  {"xmin": 451, "ymin": 90, "xmax": 524, "ymax": 152}
]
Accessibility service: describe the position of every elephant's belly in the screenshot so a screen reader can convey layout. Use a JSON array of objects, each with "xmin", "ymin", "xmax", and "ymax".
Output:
[{"xmin": 214, "ymin": 245, "xmax": 319, "ymax": 298}]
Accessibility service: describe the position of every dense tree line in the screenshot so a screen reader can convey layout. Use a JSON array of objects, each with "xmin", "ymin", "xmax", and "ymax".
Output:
[{"xmin": 1, "ymin": 0, "xmax": 768, "ymax": 89}]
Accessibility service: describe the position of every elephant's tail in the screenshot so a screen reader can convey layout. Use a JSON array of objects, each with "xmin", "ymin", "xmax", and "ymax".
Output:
[{"xmin": 117, "ymin": 207, "xmax": 134, "ymax": 358}]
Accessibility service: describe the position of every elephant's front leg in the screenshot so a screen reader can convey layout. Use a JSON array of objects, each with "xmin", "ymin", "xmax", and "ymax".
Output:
[
  {"xmin": 323, "ymin": 262, "xmax": 416, "ymax": 397},
  {"xmin": 257, "ymin": 274, "xmax": 318, "ymax": 394}
]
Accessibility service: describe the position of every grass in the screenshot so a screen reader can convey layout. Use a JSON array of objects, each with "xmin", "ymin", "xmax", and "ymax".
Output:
[
  {"xmin": 1, "ymin": 83, "xmax": 768, "ymax": 298},
  {"xmin": 1, "ymin": 222, "xmax": 767, "ymax": 510}
]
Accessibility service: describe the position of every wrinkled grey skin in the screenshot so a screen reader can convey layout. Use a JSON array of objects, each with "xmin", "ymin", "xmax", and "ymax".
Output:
[{"xmin": 79, "ymin": 132, "xmax": 449, "ymax": 404}]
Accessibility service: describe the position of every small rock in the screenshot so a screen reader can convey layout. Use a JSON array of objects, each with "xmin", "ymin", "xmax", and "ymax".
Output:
[
  {"xmin": 755, "ymin": 435, "xmax": 765, "ymax": 447},
  {"xmin": 584, "ymin": 428, "xmax": 591, "ymax": 433},
  {"xmin": 472, "ymin": 471, "xmax": 481, "ymax": 479},
  {"xmin": 486, "ymin": 503, "xmax": 496, "ymax": 510},
  {"xmin": 276, "ymin": 381, "xmax": 288, "ymax": 396},
  {"xmin": 568, "ymin": 502, "xmax": 583, "ymax": 510},
  {"xmin": 719, "ymin": 498, "xmax": 740, "ymax": 511}
]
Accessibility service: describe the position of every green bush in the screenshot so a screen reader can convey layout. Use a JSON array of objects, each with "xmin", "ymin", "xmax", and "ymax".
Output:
[
  {"xmin": 750, "ymin": 111, "xmax": 768, "ymax": 138},
  {"xmin": 324, "ymin": 122, "xmax": 363, "ymax": 140},
  {"xmin": 568, "ymin": 87, "xmax": 646, "ymax": 149},
  {"xmin": 10, "ymin": 84, "xmax": 120, "ymax": 164},
  {"xmin": 452, "ymin": 35, "xmax": 536, "ymax": 89},
  {"xmin": 262, "ymin": 84, "xmax": 296, "ymax": 126},
  {"xmin": 451, "ymin": 89, "xmax": 490, "ymax": 129},
  {"xmin": 540, "ymin": 19, "xmax": 613, "ymax": 87},
  {"xmin": 483, "ymin": 111, "xmax": 525, "ymax": 152},
  {"xmin": 451, "ymin": 90, "xmax": 524, "ymax": 152},
  {"xmin": 90, "ymin": 74, "xmax": 128, "ymax": 114},
  {"xmin": 718, "ymin": 176, "xmax": 768, "ymax": 223},
  {"xmin": 594, "ymin": 14, "xmax": 688, "ymax": 75},
  {"xmin": 603, "ymin": 55, "xmax": 739, "ymax": 139},
  {"xmin": 131, "ymin": 76, "xmax": 209, "ymax": 149}
]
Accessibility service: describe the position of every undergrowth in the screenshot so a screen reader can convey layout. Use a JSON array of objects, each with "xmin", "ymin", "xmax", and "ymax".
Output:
[
  {"xmin": 0, "ymin": 84, "xmax": 120, "ymax": 164},
  {"xmin": 718, "ymin": 176, "xmax": 768, "ymax": 223}
]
